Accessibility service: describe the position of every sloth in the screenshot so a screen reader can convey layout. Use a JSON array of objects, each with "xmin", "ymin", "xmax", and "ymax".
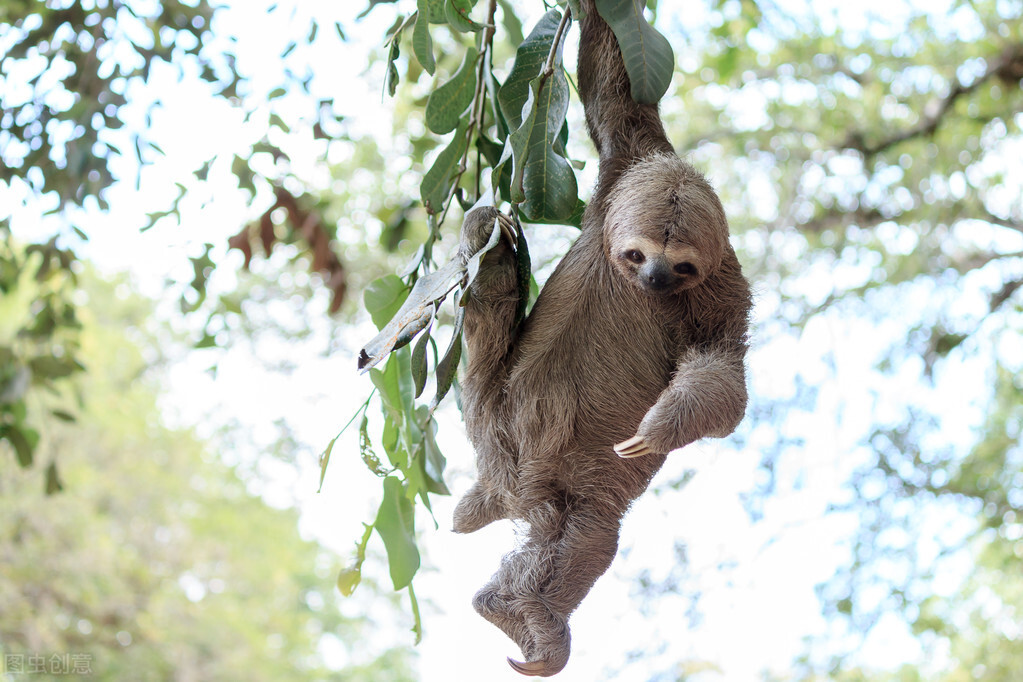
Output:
[{"xmin": 451, "ymin": 0, "xmax": 752, "ymax": 676}]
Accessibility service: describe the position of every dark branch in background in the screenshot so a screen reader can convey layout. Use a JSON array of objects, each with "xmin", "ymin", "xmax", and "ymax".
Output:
[
  {"xmin": 983, "ymin": 209, "xmax": 1023, "ymax": 235},
  {"xmin": 990, "ymin": 277, "xmax": 1023, "ymax": 313},
  {"xmin": 227, "ymin": 187, "xmax": 347, "ymax": 313},
  {"xmin": 797, "ymin": 205, "xmax": 886, "ymax": 233},
  {"xmin": 843, "ymin": 42, "xmax": 1023, "ymax": 158}
]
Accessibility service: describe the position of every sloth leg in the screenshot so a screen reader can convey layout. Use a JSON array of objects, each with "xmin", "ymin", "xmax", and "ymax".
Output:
[
  {"xmin": 504, "ymin": 500, "xmax": 623, "ymax": 677},
  {"xmin": 453, "ymin": 480, "xmax": 508, "ymax": 533},
  {"xmin": 456, "ymin": 206, "xmax": 522, "ymax": 533}
]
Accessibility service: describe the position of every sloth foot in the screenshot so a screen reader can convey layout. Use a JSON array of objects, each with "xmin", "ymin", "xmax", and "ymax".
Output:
[
  {"xmin": 461, "ymin": 208, "xmax": 517, "ymax": 256},
  {"xmin": 614, "ymin": 434, "xmax": 654, "ymax": 458},
  {"xmin": 507, "ymin": 603, "xmax": 570, "ymax": 677},
  {"xmin": 507, "ymin": 657, "xmax": 552, "ymax": 677},
  {"xmin": 472, "ymin": 585, "xmax": 533, "ymax": 654},
  {"xmin": 452, "ymin": 483, "xmax": 505, "ymax": 534}
]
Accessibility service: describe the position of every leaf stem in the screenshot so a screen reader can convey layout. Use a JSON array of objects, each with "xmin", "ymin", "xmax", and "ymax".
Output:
[{"xmin": 543, "ymin": 6, "xmax": 573, "ymax": 78}]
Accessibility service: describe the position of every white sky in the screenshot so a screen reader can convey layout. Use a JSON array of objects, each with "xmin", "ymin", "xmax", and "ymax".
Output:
[{"xmin": 5, "ymin": 0, "xmax": 1018, "ymax": 679}]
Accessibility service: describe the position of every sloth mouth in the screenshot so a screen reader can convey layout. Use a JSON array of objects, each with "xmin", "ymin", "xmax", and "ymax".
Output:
[{"xmin": 636, "ymin": 276, "xmax": 682, "ymax": 294}]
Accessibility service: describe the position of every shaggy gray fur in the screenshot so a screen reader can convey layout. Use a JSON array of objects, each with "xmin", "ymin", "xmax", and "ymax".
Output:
[{"xmin": 452, "ymin": 1, "xmax": 753, "ymax": 675}]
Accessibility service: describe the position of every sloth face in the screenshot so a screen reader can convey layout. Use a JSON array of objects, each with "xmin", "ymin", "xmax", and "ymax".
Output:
[
  {"xmin": 604, "ymin": 154, "xmax": 729, "ymax": 296},
  {"xmin": 613, "ymin": 235, "xmax": 704, "ymax": 294}
]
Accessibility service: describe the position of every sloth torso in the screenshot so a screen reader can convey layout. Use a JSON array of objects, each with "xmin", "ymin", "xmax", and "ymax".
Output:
[{"xmin": 502, "ymin": 223, "xmax": 683, "ymax": 503}]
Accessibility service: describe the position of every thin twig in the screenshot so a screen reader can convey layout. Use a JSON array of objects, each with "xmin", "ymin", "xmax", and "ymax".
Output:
[
  {"xmin": 543, "ymin": 7, "xmax": 573, "ymax": 78},
  {"xmin": 436, "ymin": 0, "xmax": 499, "ymax": 231}
]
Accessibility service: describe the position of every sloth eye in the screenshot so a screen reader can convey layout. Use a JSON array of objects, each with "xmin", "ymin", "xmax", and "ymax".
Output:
[
  {"xmin": 674, "ymin": 262, "xmax": 697, "ymax": 276},
  {"xmin": 624, "ymin": 249, "xmax": 645, "ymax": 264}
]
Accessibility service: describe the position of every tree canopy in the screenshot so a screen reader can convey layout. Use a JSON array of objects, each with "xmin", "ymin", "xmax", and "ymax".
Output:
[{"xmin": 2, "ymin": 0, "xmax": 1022, "ymax": 678}]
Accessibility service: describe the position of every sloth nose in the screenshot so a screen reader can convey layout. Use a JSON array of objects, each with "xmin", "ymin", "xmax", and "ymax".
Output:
[
  {"xmin": 647, "ymin": 273, "xmax": 668, "ymax": 288},
  {"xmin": 642, "ymin": 263, "xmax": 673, "ymax": 290}
]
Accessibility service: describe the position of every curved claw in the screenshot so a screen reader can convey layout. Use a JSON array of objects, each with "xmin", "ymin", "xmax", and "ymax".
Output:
[
  {"xmin": 507, "ymin": 657, "xmax": 549, "ymax": 677},
  {"xmin": 614, "ymin": 435, "xmax": 652, "ymax": 458},
  {"xmin": 496, "ymin": 213, "xmax": 518, "ymax": 247}
]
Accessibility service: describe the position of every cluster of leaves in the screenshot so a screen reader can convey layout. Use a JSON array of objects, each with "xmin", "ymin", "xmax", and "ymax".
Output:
[
  {"xmin": 226, "ymin": 186, "xmax": 348, "ymax": 314},
  {"xmin": 0, "ymin": 0, "xmax": 232, "ymax": 214},
  {"xmin": 1, "ymin": 1, "xmax": 350, "ymax": 472},
  {"xmin": 0, "ymin": 0, "xmax": 237, "ymax": 479},
  {"xmin": 0, "ymin": 236, "xmax": 82, "ymax": 492},
  {"xmin": 330, "ymin": 0, "xmax": 676, "ymax": 638}
]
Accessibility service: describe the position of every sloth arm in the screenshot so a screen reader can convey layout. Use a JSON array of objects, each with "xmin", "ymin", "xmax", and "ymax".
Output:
[
  {"xmin": 616, "ymin": 263, "xmax": 751, "ymax": 459},
  {"xmin": 615, "ymin": 339, "xmax": 748, "ymax": 458},
  {"xmin": 458, "ymin": 207, "xmax": 521, "ymax": 429}
]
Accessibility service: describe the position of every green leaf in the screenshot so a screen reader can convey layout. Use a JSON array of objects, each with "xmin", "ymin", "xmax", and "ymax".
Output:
[
  {"xmin": 490, "ymin": 141, "xmax": 515, "ymax": 205},
  {"xmin": 370, "ymin": 351, "xmax": 406, "ymax": 425},
  {"xmin": 431, "ymin": 304, "xmax": 464, "ymax": 409},
  {"xmin": 374, "ymin": 476, "xmax": 421, "ymax": 590},
  {"xmin": 418, "ymin": 407, "xmax": 450, "ymax": 495},
  {"xmin": 507, "ymin": 69, "xmax": 579, "ymax": 222},
  {"xmin": 51, "ymin": 409, "xmax": 76, "ymax": 423},
  {"xmin": 425, "ymin": 47, "xmax": 479, "ymax": 134},
  {"xmin": 336, "ymin": 566, "xmax": 362, "ymax": 597},
  {"xmin": 411, "ymin": 323, "xmax": 432, "ymax": 399},
  {"xmin": 2, "ymin": 425, "xmax": 39, "ymax": 468},
  {"xmin": 444, "ymin": 0, "xmax": 483, "ymax": 32},
  {"xmin": 337, "ymin": 523, "xmax": 374, "ymax": 596},
  {"xmin": 522, "ymin": 197, "xmax": 587, "ymax": 228},
  {"xmin": 412, "ymin": 2, "xmax": 436, "ymax": 75},
  {"xmin": 44, "ymin": 462, "xmax": 63, "ymax": 495},
  {"xmin": 594, "ymin": 0, "xmax": 675, "ymax": 104},
  {"xmin": 408, "ymin": 582, "xmax": 423, "ymax": 644},
  {"xmin": 424, "ymin": 0, "xmax": 446, "ymax": 22},
  {"xmin": 496, "ymin": 0, "xmax": 525, "ymax": 47},
  {"xmin": 385, "ymin": 38, "xmax": 401, "ymax": 97},
  {"xmin": 28, "ymin": 355, "xmax": 80, "ymax": 381},
  {"xmin": 380, "ymin": 413, "xmax": 405, "ymax": 467},
  {"xmin": 363, "ymin": 275, "xmax": 410, "ymax": 330},
  {"xmin": 497, "ymin": 10, "xmax": 563, "ymax": 131},
  {"xmin": 317, "ymin": 434, "xmax": 337, "ymax": 492},
  {"xmin": 359, "ymin": 414, "xmax": 388, "ymax": 476},
  {"xmin": 420, "ymin": 118, "xmax": 470, "ymax": 214},
  {"xmin": 358, "ymin": 259, "xmax": 464, "ymax": 372}
]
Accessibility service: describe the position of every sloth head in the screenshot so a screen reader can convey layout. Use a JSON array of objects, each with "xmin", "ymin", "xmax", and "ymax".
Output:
[{"xmin": 604, "ymin": 154, "xmax": 729, "ymax": 295}]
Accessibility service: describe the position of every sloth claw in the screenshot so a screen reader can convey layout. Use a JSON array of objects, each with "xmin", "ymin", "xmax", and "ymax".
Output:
[
  {"xmin": 496, "ymin": 213, "xmax": 517, "ymax": 247},
  {"xmin": 507, "ymin": 657, "xmax": 549, "ymax": 677},
  {"xmin": 614, "ymin": 435, "xmax": 652, "ymax": 458}
]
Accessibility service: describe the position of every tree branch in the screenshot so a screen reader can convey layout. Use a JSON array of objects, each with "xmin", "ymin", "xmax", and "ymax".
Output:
[
  {"xmin": 990, "ymin": 277, "xmax": 1023, "ymax": 313},
  {"xmin": 842, "ymin": 42, "xmax": 1023, "ymax": 158},
  {"xmin": 982, "ymin": 209, "xmax": 1023, "ymax": 235}
]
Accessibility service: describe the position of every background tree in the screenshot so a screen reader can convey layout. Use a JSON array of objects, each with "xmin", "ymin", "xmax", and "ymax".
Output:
[
  {"xmin": 0, "ymin": 272, "xmax": 415, "ymax": 680},
  {"xmin": 2, "ymin": 0, "xmax": 1022, "ymax": 678}
]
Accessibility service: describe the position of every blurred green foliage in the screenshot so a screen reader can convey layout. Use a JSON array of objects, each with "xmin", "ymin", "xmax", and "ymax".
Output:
[
  {"xmin": 1, "ymin": 0, "xmax": 1022, "ymax": 677},
  {"xmin": 0, "ymin": 273, "xmax": 415, "ymax": 680}
]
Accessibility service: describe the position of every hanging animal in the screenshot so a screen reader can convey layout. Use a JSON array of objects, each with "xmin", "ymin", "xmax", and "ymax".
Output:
[{"xmin": 452, "ymin": 0, "xmax": 753, "ymax": 675}]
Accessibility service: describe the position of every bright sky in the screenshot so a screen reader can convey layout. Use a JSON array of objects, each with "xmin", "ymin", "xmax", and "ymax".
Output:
[{"xmin": 6, "ymin": 0, "xmax": 1014, "ymax": 679}]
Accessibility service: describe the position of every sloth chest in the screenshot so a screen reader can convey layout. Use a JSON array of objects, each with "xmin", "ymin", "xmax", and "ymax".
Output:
[{"xmin": 506, "ymin": 283, "xmax": 678, "ymax": 446}]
